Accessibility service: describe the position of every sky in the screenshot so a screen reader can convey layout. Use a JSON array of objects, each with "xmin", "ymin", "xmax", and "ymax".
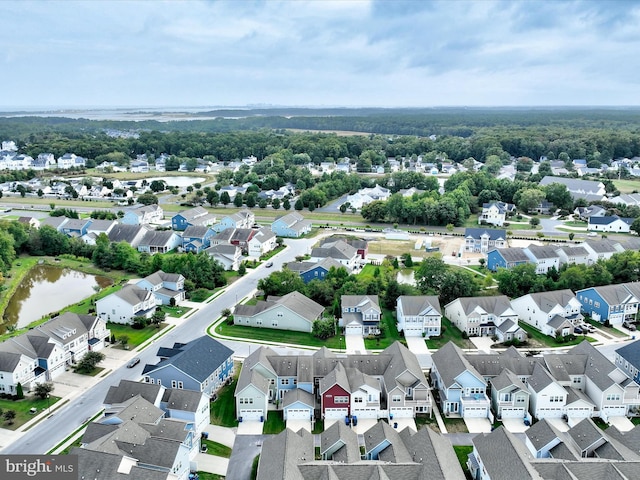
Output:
[{"xmin": 2, "ymin": 0, "xmax": 640, "ymax": 108}]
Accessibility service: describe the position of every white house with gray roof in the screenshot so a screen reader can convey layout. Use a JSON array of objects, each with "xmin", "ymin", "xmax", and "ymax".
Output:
[
  {"xmin": 247, "ymin": 226, "xmax": 277, "ymax": 258},
  {"xmin": 555, "ymin": 245, "xmax": 590, "ymax": 266},
  {"xmin": 512, "ymin": 289, "xmax": 583, "ymax": 338},
  {"xmin": 581, "ymin": 239, "xmax": 625, "ymax": 263},
  {"xmin": 539, "ymin": 176, "xmax": 606, "ymax": 202},
  {"xmin": 524, "ymin": 245, "xmax": 561, "ymax": 274},
  {"xmin": 396, "ymin": 295, "xmax": 442, "ymax": 338},
  {"xmin": 340, "ymin": 294, "xmax": 381, "ymax": 336},
  {"xmin": 96, "ymin": 284, "xmax": 157, "ymax": 324},
  {"xmin": 310, "ymin": 239, "xmax": 359, "ymax": 270},
  {"xmin": 233, "ymin": 291, "xmax": 324, "ymax": 333},
  {"xmin": 444, "ymin": 295, "xmax": 518, "ymax": 338},
  {"xmin": 136, "ymin": 270, "xmax": 185, "ymax": 305},
  {"xmin": 136, "ymin": 230, "xmax": 182, "ymax": 255},
  {"xmin": 490, "ymin": 369, "xmax": 531, "ymax": 420},
  {"xmin": 204, "ymin": 243, "xmax": 242, "ymax": 270}
]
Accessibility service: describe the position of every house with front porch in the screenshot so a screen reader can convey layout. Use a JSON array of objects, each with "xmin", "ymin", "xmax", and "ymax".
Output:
[
  {"xmin": 340, "ymin": 295, "xmax": 381, "ymax": 336},
  {"xmin": 464, "ymin": 228, "xmax": 507, "ymax": 253},
  {"xmin": 489, "ymin": 369, "xmax": 530, "ymax": 420},
  {"xmin": 576, "ymin": 282, "xmax": 640, "ymax": 325},
  {"xmin": 205, "ymin": 243, "xmax": 242, "ymax": 270},
  {"xmin": 511, "ymin": 289, "xmax": 583, "ymax": 338},
  {"xmin": 181, "ymin": 225, "xmax": 214, "ymax": 253},
  {"xmin": 444, "ymin": 295, "xmax": 518, "ymax": 338},
  {"xmin": 395, "ymin": 295, "xmax": 442, "ymax": 338},
  {"xmin": 478, "ymin": 201, "xmax": 515, "ymax": 227},
  {"xmin": 95, "ymin": 284, "xmax": 157, "ymax": 324},
  {"xmin": 137, "ymin": 230, "xmax": 182, "ymax": 255},
  {"xmin": 431, "ymin": 342, "xmax": 490, "ymax": 418},
  {"xmin": 247, "ymin": 227, "xmax": 277, "ymax": 258},
  {"xmin": 122, "ymin": 204, "xmax": 164, "ymax": 225}
]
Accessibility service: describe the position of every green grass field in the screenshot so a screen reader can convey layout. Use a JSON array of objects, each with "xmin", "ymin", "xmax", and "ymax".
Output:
[
  {"xmin": 614, "ymin": 179, "xmax": 640, "ymax": 194},
  {"xmin": 518, "ymin": 322, "xmax": 595, "ymax": 348},
  {"xmin": 214, "ymin": 321, "xmax": 344, "ymax": 349},
  {"xmin": 209, "ymin": 366, "xmax": 240, "ymax": 427},
  {"xmin": 107, "ymin": 322, "xmax": 168, "ymax": 347},
  {"xmin": 201, "ymin": 439, "xmax": 233, "ymax": 458},
  {"xmin": 0, "ymin": 395, "xmax": 61, "ymax": 430},
  {"xmin": 364, "ymin": 309, "xmax": 402, "ymax": 350},
  {"xmin": 426, "ymin": 317, "xmax": 472, "ymax": 350},
  {"xmin": 263, "ymin": 411, "xmax": 285, "ymax": 434}
]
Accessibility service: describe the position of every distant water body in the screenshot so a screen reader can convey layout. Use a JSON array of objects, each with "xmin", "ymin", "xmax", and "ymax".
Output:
[{"xmin": 0, "ymin": 107, "xmax": 239, "ymax": 122}]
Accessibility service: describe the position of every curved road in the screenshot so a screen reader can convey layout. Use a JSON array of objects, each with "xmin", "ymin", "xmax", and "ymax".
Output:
[{"xmin": 1, "ymin": 236, "xmax": 317, "ymax": 455}]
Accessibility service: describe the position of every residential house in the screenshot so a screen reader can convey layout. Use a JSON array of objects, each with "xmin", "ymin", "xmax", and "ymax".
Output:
[
  {"xmin": 121, "ymin": 205, "xmax": 164, "ymax": 225},
  {"xmin": 57, "ymin": 153, "xmax": 86, "ymax": 169},
  {"xmin": 527, "ymin": 362, "xmax": 568, "ymax": 419},
  {"xmin": 574, "ymin": 205, "xmax": 607, "ymax": 221},
  {"xmin": 136, "ymin": 270, "xmax": 185, "ymax": 305},
  {"xmin": 512, "ymin": 290, "xmax": 583, "ymax": 337},
  {"xmin": 539, "ymin": 176, "xmax": 606, "ymax": 202},
  {"xmin": 235, "ymin": 341, "xmax": 432, "ymax": 425},
  {"xmin": 142, "ymin": 336, "xmax": 234, "ymax": 397},
  {"xmin": 17, "ymin": 216, "xmax": 40, "ymax": 229},
  {"xmin": 233, "ymin": 291, "xmax": 324, "ymax": 333},
  {"xmin": 181, "ymin": 225, "xmax": 215, "ymax": 253},
  {"xmin": 171, "ymin": 207, "xmax": 216, "ymax": 231},
  {"xmin": 340, "ymin": 295, "xmax": 382, "ymax": 336},
  {"xmin": 271, "ymin": 212, "xmax": 312, "ymax": 238},
  {"xmin": 576, "ymin": 282, "xmax": 640, "ymax": 325},
  {"xmin": 490, "ymin": 369, "xmax": 531, "ymax": 420},
  {"xmin": 444, "ymin": 295, "xmax": 518, "ymax": 338},
  {"xmin": 478, "ymin": 201, "xmax": 515, "ymax": 227},
  {"xmin": 85, "ymin": 219, "xmax": 117, "ymax": 239},
  {"xmin": 344, "ymin": 238, "xmax": 369, "ymax": 259},
  {"xmin": 396, "ymin": 295, "xmax": 442, "ymax": 338},
  {"xmin": 285, "ymin": 257, "xmax": 350, "ymax": 283},
  {"xmin": 555, "ymin": 245, "xmax": 590, "ymax": 266},
  {"xmin": 107, "ymin": 224, "xmax": 150, "ymax": 248},
  {"xmin": 588, "ymin": 215, "xmax": 634, "ymax": 233},
  {"xmin": 341, "ymin": 184, "xmax": 391, "ymax": 211},
  {"xmin": 96, "ymin": 284, "xmax": 157, "ymax": 324},
  {"xmin": 205, "ymin": 243, "xmax": 242, "ymax": 270},
  {"xmin": 256, "ymin": 419, "xmax": 465, "ymax": 480},
  {"xmin": 615, "ymin": 340, "xmax": 640, "ymax": 386},
  {"xmin": 487, "ymin": 247, "xmax": 530, "ymax": 272},
  {"xmin": 431, "ymin": 342, "xmax": 490, "ymax": 418},
  {"xmin": 610, "ymin": 192, "xmax": 640, "ymax": 207},
  {"xmin": 247, "ymin": 227, "xmax": 277, "ymax": 258},
  {"xmin": 581, "ymin": 239, "xmax": 625, "ymax": 263},
  {"xmin": 136, "ymin": 230, "xmax": 182, "ymax": 254},
  {"xmin": 310, "ymin": 239, "xmax": 359, "ymax": 270},
  {"xmin": 524, "ymin": 245, "xmax": 561, "ymax": 274},
  {"xmin": 211, "ymin": 209, "xmax": 254, "ymax": 233},
  {"xmin": 60, "ymin": 218, "xmax": 92, "ymax": 238},
  {"xmin": 228, "ymin": 227, "xmax": 255, "ymax": 253},
  {"xmin": 464, "ymin": 228, "xmax": 507, "ymax": 253}
]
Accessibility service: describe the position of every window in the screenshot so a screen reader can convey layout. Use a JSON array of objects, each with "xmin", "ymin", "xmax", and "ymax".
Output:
[
  {"xmin": 256, "ymin": 320, "xmax": 262, "ymax": 325},
  {"xmin": 270, "ymin": 378, "xmax": 276, "ymax": 385},
  {"xmin": 334, "ymin": 396, "xmax": 349, "ymax": 404},
  {"xmin": 157, "ymin": 379, "xmax": 161, "ymax": 386},
  {"xmin": 177, "ymin": 381, "xmax": 183, "ymax": 389},
  {"xmin": 516, "ymin": 396, "xmax": 525, "ymax": 403},
  {"xmin": 354, "ymin": 397, "xmax": 363, "ymax": 403},
  {"xmin": 272, "ymin": 321, "xmax": 278, "ymax": 327},
  {"xmin": 606, "ymin": 394, "xmax": 621, "ymax": 401},
  {"xmin": 239, "ymin": 397, "xmax": 254, "ymax": 405},
  {"xmin": 282, "ymin": 379, "xmax": 290, "ymax": 385},
  {"xmin": 573, "ymin": 377, "xmax": 582, "ymax": 384},
  {"xmin": 392, "ymin": 395, "xmax": 402, "ymax": 403},
  {"xmin": 594, "ymin": 302, "xmax": 600, "ymax": 308},
  {"xmin": 171, "ymin": 380, "xmax": 177, "ymax": 388}
]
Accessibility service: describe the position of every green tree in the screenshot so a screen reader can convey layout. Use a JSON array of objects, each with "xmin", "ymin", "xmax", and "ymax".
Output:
[
  {"xmin": 544, "ymin": 183, "xmax": 573, "ymax": 211},
  {"xmin": 233, "ymin": 194, "xmax": 244, "ymax": 207},
  {"xmin": 34, "ymin": 382, "xmax": 54, "ymax": 400},
  {"xmin": 283, "ymin": 198, "xmax": 291, "ymax": 210},
  {"xmin": 272, "ymin": 198, "xmax": 281, "ymax": 210},
  {"xmin": 238, "ymin": 262, "xmax": 247, "ymax": 276},
  {"xmin": 137, "ymin": 193, "xmax": 159, "ymax": 205},
  {"xmin": 294, "ymin": 199, "xmax": 304, "ymax": 210},
  {"xmin": 258, "ymin": 269, "xmax": 306, "ymax": 297},
  {"xmin": 207, "ymin": 190, "xmax": 219, "ymax": 207},
  {"xmin": 438, "ymin": 270, "xmax": 479, "ymax": 306},
  {"xmin": 75, "ymin": 351, "xmax": 105, "ymax": 374},
  {"xmin": 149, "ymin": 180, "xmax": 166, "ymax": 192},
  {"xmin": 151, "ymin": 310, "xmax": 166, "ymax": 327},
  {"xmin": 415, "ymin": 256, "xmax": 448, "ymax": 293},
  {"xmin": 312, "ymin": 318, "xmax": 335, "ymax": 339},
  {"xmin": 631, "ymin": 217, "xmax": 640, "ymax": 236},
  {"xmin": 16, "ymin": 382, "xmax": 24, "ymax": 399},
  {"xmin": 515, "ymin": 188, "xmax": 545, "ymax": 213},
  {"xmin": 530, "ymin": 217, "xmax": 540, "ymax": 227},
  {"xmin": 3, "ymin": 410, "xmax": 16, "ymax": 425},
  {"xmin": 220, "ymin": 191, "xmax": 231, "ymax": 207}
]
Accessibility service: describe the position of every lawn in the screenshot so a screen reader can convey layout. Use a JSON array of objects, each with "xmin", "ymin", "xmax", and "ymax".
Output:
[
  {"xmin": 263, "ymin": 411, "xmax": 286, "ymax": 434},
  {"xmin": 190, "ymin": 288, "xmax": 216, "ymax": 302},
  {"xmin": 453, "ymin": 445, "xmax": 473, "ymax": 475},
  {"xmin": 0, "ymin": 395, "xmax": 61, "ymax": 430},
  {"xmin": 426, "ymin": 317, "xmax": 472, "ymax": 350},
  {"xmin": 564, "ymin": 220, "xmax": 587, "ymax": 227},
  {"xmin": 614, "ymin": 179, "xmax": 640, "ymax": 194},
  {"xmin": 358, "ymin": 263, "xmax": 380, "ymax": 279},
  {"xmin": 196, "ymin": 472, "xmax": 224, "ymax": 480},
  {"xmin": 260, "ymin": 244, "xmax": 286, "ymax": 260},
  {"xmin": 364, "ymin": 309, "xmax": 402, "ymax": 350},
  {"xmin": 210, "ymin": 365, "xmax": 240, "ymax": 427},
  {"xmin": 214, "ymin": 321, "xmax": 344, "ymax": 349},
  {"xmin": 584, "ymin": 317, "xmax": 628, "ymax": 338},
  {"xmin": 518, "ymin": 322, "xmax": 596, "ymax": 348},
  {"xmin": 107, "ymin": 322, "xmax": 169, "ymax": 348},
  {"xmin": 415, "ymin": 413, "xmax": 439, "ymax": 432},
  {"xmin": 201, "ymin": 439, "xmax": 232, "ymax": 458},
  {"xmin": 631, "ymin": 417, "xmax": 640, "ymax": 426},
  {"xmin": 159, "ymin": 305, "xmax": 192, "ymax": 318},
  {"xmin": 443, "ymin": 417, "xmax": 469, "ymax": 433}
]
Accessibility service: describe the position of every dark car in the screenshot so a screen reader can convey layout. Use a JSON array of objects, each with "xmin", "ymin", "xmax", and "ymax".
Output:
[
  {"xmin": 623, "ymin": 321, "xmax": 637, "ymax": 331},
  {"xmin": 265, "ymin": 261, "xmax": 273, "ymax": 268},
  {"xmin": 574, "ymin": 327, "xmax": 584, "ymax": 335},
  {"xmin": 127, "ymin": 357, "xmax": 141, "ymax": 368}
]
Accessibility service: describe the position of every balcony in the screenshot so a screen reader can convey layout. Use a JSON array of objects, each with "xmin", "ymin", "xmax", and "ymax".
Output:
[{"xmin": 461, "ymin": 394, "xmax": 490, "ymax": 408}]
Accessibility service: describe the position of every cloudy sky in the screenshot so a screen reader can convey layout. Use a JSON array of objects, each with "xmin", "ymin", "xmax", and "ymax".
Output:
[{"xmin": 2, "ymin": 0, "xmax": 640, "ymax": 108}]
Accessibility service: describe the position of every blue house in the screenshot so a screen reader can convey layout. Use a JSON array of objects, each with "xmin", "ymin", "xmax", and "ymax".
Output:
[
  {"xmin": 271, "ymin": 212, "xmax": 312, "ymax": 238},
  {"xmin": 575, "ymin": 282, "xmax": 640, "ymax": 325},
  {"xmin": 171, "ymin": 206, "xmax": 216, "ymax": 231},
  {"xmin": 142, "ymin": 336, "xmax": 234, "ymax": 397},
  {"xmin": 61, "ymin": 218, "xmax": 92, "ymax": 237},
  {"xmin": 211, "ymin": 210, "xmax": 254, "ymax": 233},
  {"xmin": 181, "ymin": 225, "xmax": 215, "ymax": 253},
  {"xmin": 486, "ymin": 247, "xmax": 530, "ymax": 272},
  {"xmin": 285, "ymin": 257, "xmax": 349, "ymax": 283},
  {"xmin": 430, "ymin": 342, "xmax": 489, "ymax": 418},
  {"xmin": 615, "ymin": 340, "xmax": 640, "ymax": 384}
]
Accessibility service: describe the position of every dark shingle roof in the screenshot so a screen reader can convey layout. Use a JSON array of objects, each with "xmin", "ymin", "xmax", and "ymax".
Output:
[
  {"xmin": 616, "ymin": 340, "xmax": 640, "ymax": 372},
  {"xmin": 464, "ymin": 228, "xmax": 506, "ymax": 241}
]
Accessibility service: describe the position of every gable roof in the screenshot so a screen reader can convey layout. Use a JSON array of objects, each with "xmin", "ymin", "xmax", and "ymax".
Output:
[
  {"xmin": 234, "ymin": 291, "xmax": 324, "ymax": 323},
  {"xmin": 108, "ymin": 224, "xmax": 149, "ymax": 244},
  {"xmin": 473, "ymin": 426, "xmax": 542, "ymax": 480},
  {"xmin": 398, "ymin": 295, "xmax": 442, "ymax": 316},
  {"xmin": 161, "ymin": 388, "xmax": 205, "ymax": 412},
  {"xmin": 104, "ymin": 379, "xmax": 163, "ymax": 405},
  {"xmin": 143, "ymin": 336, "xmax": 233, "ymax": 383},
  {"xmin": 447, "ymin": 295, "xmax": 513, "ymax": 317},
  {"xmin": 432, "ymin": 342, "xmax": 485, "ymax": 389},
  {"xmin": 616, "ymin": 340, "xmax": 640, "ymax": 372},
  {"xmin": 490, "ymin": 247, "xmax": 530, "ymax": 263},
  {"xmin": 464, "ymin": 228, "xmax": 506, "ymax": 241}
]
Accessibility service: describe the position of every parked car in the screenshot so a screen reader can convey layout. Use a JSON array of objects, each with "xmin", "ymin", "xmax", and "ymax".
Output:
[
  {"xmin": 574, "ymin": 327, "xmax": 584, "ymax": 335},
  {"xmin": 127, "ymin": 357, "xmax": 141, "ymax": 368},
  {"xmin": 623, "ymin": 321, "xmax": 637, "ymax": 331},
  {"xmin": 265, "ymin": 261, "xmax": 273, "ymax": 268},
  {"xmin": 587, "ymin": 232, "xmax": 598, "ymax": 237}
]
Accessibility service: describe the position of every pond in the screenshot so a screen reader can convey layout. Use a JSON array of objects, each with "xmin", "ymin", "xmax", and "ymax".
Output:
[
  {"xmin": 143, "ymin": 176, "xmax": 206, "ymax": 187},
  {"xmin": 2, "ymin": 265, "xmax": 113, "ymax": 332},
  {"xmin": 397, "ymin": 268, "xmax": 416, "ymax": 286}
]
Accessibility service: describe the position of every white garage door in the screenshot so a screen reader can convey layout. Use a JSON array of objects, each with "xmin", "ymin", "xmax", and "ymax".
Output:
[
  {"xmin": 390, "ymin": 407, "xmax": 414, "ymax": 418},
  {"xmin": 463, "ymin": 407, "xmax": 488, "ymax": 418},
  {"xmin": 566, "ymin": 407, "xmax": 591, "ymax": 418},
  {"xmin": 285, "ymin": 408, "xmax": 311, "ymax": 420},
  {"xmin": 240, "ymin": 409, "xmax": 263, "ymax": 421},
  {"xmin": 500, "ymin": 408, "xmax": 525, "ymax": 419},
  {"xmin": 403, "ymin": 326, "xmax": 423, "ymax": 337},
  {"xmin": 345, "ymin": 325, "xmax": 363, "ymax": 335},
  {"xmin": 537, "ymin": 408, "xmax": 563, "ymax": 419},
  {"xmin": 353, "ymin": 407, "xmax": 378, "ymax": 419},
  {"xmin": 604, "ymin": 405, "xmax": 627, "ymax": 417},
  {"xmin": 325, "ymin": 408, "xmax": 348, "ymax": 420}
]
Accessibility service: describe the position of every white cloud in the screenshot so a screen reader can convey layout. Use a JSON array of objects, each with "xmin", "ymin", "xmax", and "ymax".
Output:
[{"xmin": 0, "ymin": 0, "xmax": 639, "ymax": 107}]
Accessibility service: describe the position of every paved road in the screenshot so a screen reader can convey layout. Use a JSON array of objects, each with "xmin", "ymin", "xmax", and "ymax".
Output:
[{"xmin": 0, "ymin": 236, "xmax": 317, "ymax": 455}]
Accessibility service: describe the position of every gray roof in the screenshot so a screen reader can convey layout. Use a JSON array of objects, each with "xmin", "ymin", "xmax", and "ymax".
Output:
[
  {"xmin": 251, "ymin": 226, "xmax": 276, "ymax": 243},
  {"xmin": 616, "ymin": 339, "xmax": 640, "ymax": 371},
  {"xmin": 398, "ymin": 295, "xmax": 442, "ymax": 316},
  {"xmin": 490, "ymin": 368, "xmax": 527, "ymax": 392},
  {"xmin": 40, "ymin": 216, "xmax": 69, "ymax": 230},
  {"xmin": 311, "ymin": 239, "xmax": 357, "ymax": 260},
  {"xmin": 36, "ymin": 312, "xmax": 92, "ymax": 345},
  {"xmin": 566, "ymin": 387, "xmax": 595, "ymax": 407},
  {"xmin": 525, "ymin": 245, "xmax": 559, "ymax": 260},
  {"xmin": 175, "ymin": 206, "xmax": 209, "ymax": 221},
  {"xmin": 525, "ymin": 418, "xmax": 561, "ymax": 451},
  {"xmin": 141, "ymin": 270, "xmax": 182, "ymax": 286},
  {"xmin": 258, "ymin": 428, "xmax": 314, "ymax": 480},
  {"xmin": 490, "ymin": 247, "xmax": 530, "ymax": 263},
  {"xmin": 143, "ymin": 336, "xmax": 233, "ymax": 383},
  {"xmin": 104, "ymin": 380, "xmax": 163, "ymax": 405},
  {"xmin": 0, "ymin": 351, "xmax": 24, "ymax": 372},
  {"xmin": 161, "ymin": 388, "xmax": 204, "ymax": 413},
  {"xmin": 526, "ymin": 289, "xmax": 578, "ymax": 313},
  {"xmin": 321, "ymin": 420, "xmax": 360, "ymax": 462},
  {"xmin": 364, "ymin": 420, "xmax": 413, "ymax": 463},
  {"xmin": 112, "ymin": 284, "xmax": 154, "ymax": 306},
  {"xmin": 539, "ymin": 176, "xmax": 603, "ymax": 194},
  {"xmin": 556, "ymin": 245, "xmax": 589, "ymax": 257},
  {"xmin": 73, "ymin": 447, "xmax": 170, "ymax": 480},
  {"xmin": 282, "ymin": 388, "xmax": 315, "ymax": 409},
  {"xmin": 341, "ymin": 294, "xmax": 380, "ymax": 311},
  {"xmin": 466, "ymin": 352, "xmax": 542, "ymax": 378},
  {"xmin": 273, "ymin": 212, "xmax": 311, "ymax": 233},
  {"xmin": 88, "ymin": 219, "xmax": 117, "ymax": 232},
  {"xmin": 108, "ymin": 396, "xmax": 165, "ymax": 425},
  {"xmin": 567, "ymin": 418, "xmax": 604, "ymax": 453},
  {"xmin": 139, "ymin": 230, "xmax": 178, "ymax": 247},
  {"xmin": 234, "ymin": 291, "xmax": 324, "ymax": 323},
  {"xmin": 205, "ymin": 243, "xmax": 240, "ymax": 256},
  {"xmin": 464, "ymin": 227, "xmax": 506, "ymax": 241},
  {"xmin": 473, "ymin": 426, "xmax": 542, "ymax": 480},
  {"xmin": 432, "ymin": 342, "xmax": 485, "ymax": 389},
  {"xmin": 447, "ymin": 295, "xmax": 513, "ymax": 317},
  {"xmin": 583, "ymin": 239, "xmax": 622, "ymax": 253},
  {"xmin": 527, "ymin": 362, "xmax": 558, "ymax": 393},
  {"xmin": 182, "ymin": 225, "xmax": 211, "ymax": 238},
  {"xmin": 108, "ymin": 224, "xmax": 149, "ymax": 244}
]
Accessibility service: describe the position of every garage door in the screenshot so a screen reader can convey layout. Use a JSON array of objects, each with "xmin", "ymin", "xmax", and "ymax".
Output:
[
  {"xmin": 500, "ymin": 408, "xmax": 525, "ymax": 419},
  {"xmin": 403, "ymin": 327, "xmax": 423, "ymax": 337},
  {"xmin": 537, "ymin": 408, "xmax": 563, "ymax": 419},
  {"xmin": 390, "ymin": 407, "xmax": 414, "ymax": 418},
  {"xmin": 566, "ymin": 408, "xmax": 591, "ymax": 418},
  {"xmin": 285, "ymin": 408, "xmax": 311, "ymax": 420},
  {"xmin": 463, "ymin": 407, "xmax": 487, "ymax": 418},
  {"xmin": 353, "ymin": 407, "xmax": 378, "ymax": 419},
  {"xmin": 240, "ymin": 409, "xmax": 263, "ymax": 421},
  {"xmin": 345, "ymin": 325, "xmax": 363, "ymax": 335},
  {"xmin": 604, "ymin": 406, "xmax": 627, "ymax": 417},
  {"xmin": 325, "ymin": 408, "xmax": 348, "ymax": 420}
]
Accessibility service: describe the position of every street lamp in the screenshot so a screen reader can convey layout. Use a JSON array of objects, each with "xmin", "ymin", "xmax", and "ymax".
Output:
[{"xmin": 46, "ymin": 394, "xmax": 51, "ymax": 414}]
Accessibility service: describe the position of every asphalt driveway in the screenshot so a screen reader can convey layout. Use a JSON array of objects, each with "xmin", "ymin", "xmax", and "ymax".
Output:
[{"xmin": 225, "ymin": 434, "xmax": 266, "ymax": 480}]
